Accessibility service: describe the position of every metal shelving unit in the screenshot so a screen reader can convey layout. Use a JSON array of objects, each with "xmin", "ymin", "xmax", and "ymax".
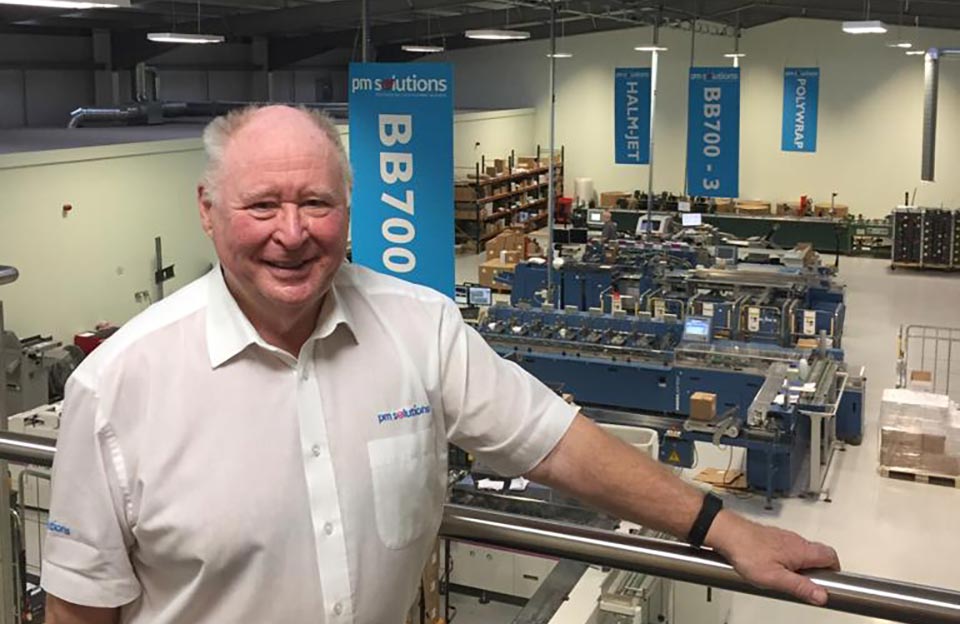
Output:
[{"xmin": 455, "ymin": 145, "xmax": 564, "ymax": 252}]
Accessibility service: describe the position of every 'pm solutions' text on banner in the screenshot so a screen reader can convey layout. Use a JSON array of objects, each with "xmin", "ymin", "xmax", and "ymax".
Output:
[{"xmin": 348, "ymin": 63, "xmax": 454, "ymax": 297}]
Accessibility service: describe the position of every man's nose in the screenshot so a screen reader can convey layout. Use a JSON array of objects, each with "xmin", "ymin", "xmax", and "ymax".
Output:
[{"xmin": 273, "ymin": 204, "xmax": 309, "ymax": 247}]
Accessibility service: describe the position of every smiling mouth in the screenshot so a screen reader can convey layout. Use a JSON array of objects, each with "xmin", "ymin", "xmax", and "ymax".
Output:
[{"xmin": 263, "ymin": 259, "xmax": 315, "ymax": 271}]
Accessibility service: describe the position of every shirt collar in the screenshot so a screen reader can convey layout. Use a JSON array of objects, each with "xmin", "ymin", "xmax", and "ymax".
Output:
[{"xmin": 205, "ymin": 265, "xmax": 356, "ymax": 369}]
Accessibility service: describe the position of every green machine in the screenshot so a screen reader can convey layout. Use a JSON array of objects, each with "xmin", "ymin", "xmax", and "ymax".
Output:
[{"xmin": 701, "ymin": 214, "xmax": 853, "ymax": 254}]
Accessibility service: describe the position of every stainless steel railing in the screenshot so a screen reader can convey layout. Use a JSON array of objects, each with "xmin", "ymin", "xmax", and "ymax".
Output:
[
  {"xmin": 3, "ymin": 433, "xmax": 959, "ymax": 624},
  {"xmin": 441, "ymin": 505, "xmax": 960, "ymax": 624}
]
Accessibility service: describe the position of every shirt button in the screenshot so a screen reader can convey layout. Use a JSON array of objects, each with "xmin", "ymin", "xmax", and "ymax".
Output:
[
  {"xmin": 333, "ymin": 602, "xmax": 343, "ymax": 616},
  {"xmin": 311, "ymin": 444, "xmax": 322, "ymax": 457},
  {"xmin": 323, "ymin": 522, "xmax": 334, "ymax": 535}
]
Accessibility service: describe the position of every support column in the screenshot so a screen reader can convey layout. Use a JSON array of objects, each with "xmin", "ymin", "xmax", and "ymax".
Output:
[{"xmin": 92, "ymin": 29, "xmax": 116, "ymax": 105}]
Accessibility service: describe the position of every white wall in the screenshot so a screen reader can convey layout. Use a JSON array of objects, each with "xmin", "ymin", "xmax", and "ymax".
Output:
[
  {"xmin": 451, "ymin": 109, "xmax": 536, "ymax": 174},
  {"xmin": 0, "ymin": 108, "xmax": 534, "ymax": 341},
  {"xmin": 434, "ymin": 18, "xmax": 960, "ymax": 217},
  {"xmin": 0, "ymin": 140, "xmax": 215, "ymax": 341}
]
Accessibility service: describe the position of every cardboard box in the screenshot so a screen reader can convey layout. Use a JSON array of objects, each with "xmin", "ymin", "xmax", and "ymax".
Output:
[
  {"xmin": 880, "ymin": 447, "xmax": 922, "ymax": 470},
  {"xmin": 494, "ymin": 158, "xmax": 506, "ymax": 173},
  {"xmin": 909, "ymin": 370, "xmax": 934, "ymax": 392},
  {"xmin": 524, "ymin": 238, "xmax": 544, "ymax": 259},
  {"xmin": 517, "ymin": 156, "xmax": 540, "ymax": 169},
  {"xmin": 832, "ymin": 204, "xmax": 850, "ymax": 218},
  {"xmin": 737, "ymin": 200, "xmax": 772, "ymax": 215},
  {"xmin": 690, "ymin": 392, "xmax": 717, "ymax": 422},
  {"xmin": 920, "ymin": 453, "xmax": 960, "ymax": 476},
  {"xmin": 455, "ymin": 184, "xmax": 478, "ymax": 202},
  {"xmin": 923, "ymin": 434, "xmax": 947, "ymax": 455},
  {"xmin": 881, "ymin": 428, "xmax": 923, "ymax": 453},
  {"xmin": 600, "ymin": 191, "xmax": 630, "ymax": 208},
  {"xmin": 478, "ymin": 259, "xmax": 516, "ymax": 289},
  {"xmin": 715, "ymin": 200, "xmax": 736, "ymax": 214},
  {"xmin": 502, "ymin": 250, "xmax": 521, "ymax": 264},
  {"xmin": 486, "ymin": 230, "xmax": 524, "ymax": 256}
]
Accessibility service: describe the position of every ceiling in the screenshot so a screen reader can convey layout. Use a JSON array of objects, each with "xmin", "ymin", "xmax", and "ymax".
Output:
[{"xmin": 3, "ymin": 0, "xmax": 960, "ymax": 69}]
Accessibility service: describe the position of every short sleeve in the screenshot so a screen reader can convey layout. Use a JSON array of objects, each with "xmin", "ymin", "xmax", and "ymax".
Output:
[
  {"xmin": 40, "ymin": 375, "xmax": 141, "ymax": 608},
  {"xmin": 438, "ymin": 301, "xmax": 577, "ymax": 476}
]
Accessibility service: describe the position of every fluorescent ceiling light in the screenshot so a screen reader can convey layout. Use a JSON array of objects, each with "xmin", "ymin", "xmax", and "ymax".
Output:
[
  {"xmin": 401, "ymin": 44, "xmax": 444, "ymax": 53},
  {"xmin": 906, "ymin": 50, "xmax": 926, "ymax": 56},
  {"xmin": 887, "ymin": 41, "xmax": 913, "ymax": 48},
  {"xmin": 634, "ymin": 45, "xmax": 668, "ymax": 52},
  {"xmin": 0, "ymin": 0, "xmax": 129, "ymax": 7},
  {"xmin": 547, "ymin": 52, "xmax": 573, "ymax": 58},
  {"xmin": 842, "ymin": 20, "xmax": 887, "ymax": 34},
  {"xmin": 147, "ymin": 32, "xmax": 225, "ymax": 44},
  {"xmin": 465, "ymin": 29, "xmax": 530, "ymax": 41},
  {"xmin": 724, "ymin": 53, "xmax": 746, "ymax": 58}
]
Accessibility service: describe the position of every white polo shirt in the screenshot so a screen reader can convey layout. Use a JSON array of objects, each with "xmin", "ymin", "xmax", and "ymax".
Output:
[{"xmin": 41, "ymin": 263, "xmax": 577, "ymax": 624}]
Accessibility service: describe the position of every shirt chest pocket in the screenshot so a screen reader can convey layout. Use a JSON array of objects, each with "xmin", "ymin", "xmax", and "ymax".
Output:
[{"xmin": 367, "ymin": 427, "xmax": 442, "ymax": 549}]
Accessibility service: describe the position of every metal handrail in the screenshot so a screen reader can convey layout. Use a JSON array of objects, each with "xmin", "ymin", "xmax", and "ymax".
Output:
[
  {"xmin": 0, "ymin": 267, "xmax": 17, "ymax": 287},
  {"xmin": 2, "ymin": 434, "xmax": 959, "ymax": 623},
  {"xmin": 441, "ymin": 505, "xmax": 960, "ymax": 624}
]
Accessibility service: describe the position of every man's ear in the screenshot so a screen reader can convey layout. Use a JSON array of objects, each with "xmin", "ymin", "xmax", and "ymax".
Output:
[{"xmin": 198, "ymin": 185, "xmax": 215, "ymax": 239}]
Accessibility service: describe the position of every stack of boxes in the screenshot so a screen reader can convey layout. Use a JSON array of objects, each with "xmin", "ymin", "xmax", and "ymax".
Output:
[
  {"xmin": 477, "ymin": 228, "xmax": 543, "ymax": 290},
  {"xmin": 879, "ymin": 387, "xmax": 960, "ymax": 477},
  {"xmin": 598, "ymin": 191, "xmax": 631, "ymax": 208}
]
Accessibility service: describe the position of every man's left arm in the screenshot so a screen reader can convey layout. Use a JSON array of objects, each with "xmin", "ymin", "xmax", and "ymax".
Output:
[{"xmin": 525, "ymin": 414, "xmax": 840, "ymax": 606}]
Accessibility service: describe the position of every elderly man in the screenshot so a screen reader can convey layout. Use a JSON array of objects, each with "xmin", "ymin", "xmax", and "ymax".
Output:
[{"xmin": 42, "ymin": 105, "xmax": 838, "ymax": 624}]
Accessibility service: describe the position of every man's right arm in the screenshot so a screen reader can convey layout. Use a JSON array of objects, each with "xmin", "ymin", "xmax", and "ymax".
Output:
[{"xmin": 46, "ymin": 595, "xmax": 119, "ymax": 624}]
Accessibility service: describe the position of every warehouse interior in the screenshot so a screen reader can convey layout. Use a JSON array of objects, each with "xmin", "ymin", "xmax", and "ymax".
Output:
[{"xmin": 1, "ymin": 1, "xmax": 960, "ymax": 623}]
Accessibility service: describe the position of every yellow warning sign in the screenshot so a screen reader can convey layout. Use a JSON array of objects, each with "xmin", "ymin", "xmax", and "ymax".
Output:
[{"xmin": 668, "ymin": 450, "xmax": 681, "ymax": 463}]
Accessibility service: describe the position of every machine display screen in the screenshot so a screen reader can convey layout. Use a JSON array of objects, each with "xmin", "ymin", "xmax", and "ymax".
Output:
[
  {"xmin": 681, "ymin": 213, "xmax": 702, "ymax": 227},
  {"xmin": 716, "ymin": 246, "xmax": 738, "ymax": 261},
  {"xmin": 588, "ymin": 209, "xmax": 603, "ymax": 224},
  {"xmin": 468, "ymin": 286, "xmax": 493, "ymax": 306},
  {"xmin": 455, "ymin": 285, "xmax": 469, "ymax": 305},
  {"xmin": 683, "ymin": 316, "xmax": 712, "ymax": 342}
]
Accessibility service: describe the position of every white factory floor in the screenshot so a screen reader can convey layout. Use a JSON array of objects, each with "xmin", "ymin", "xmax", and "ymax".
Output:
[{"xmin": 451, "ymin": 252, "xmax": 960, "ymax": 624}]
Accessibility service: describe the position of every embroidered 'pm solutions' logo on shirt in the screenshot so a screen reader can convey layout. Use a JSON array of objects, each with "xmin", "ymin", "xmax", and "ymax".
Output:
[
  {"xmin": 47, "ymin": 520, "xmax": 71, "ymax": 536},
  {"xmin": 377, "ymin": 404, "xmax": 431, "ymax": 424}
]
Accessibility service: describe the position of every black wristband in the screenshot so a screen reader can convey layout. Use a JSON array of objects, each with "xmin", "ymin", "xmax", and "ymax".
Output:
[{"xmin": 687, "ymin": 493, "xmax": 723, "ymax": 549}]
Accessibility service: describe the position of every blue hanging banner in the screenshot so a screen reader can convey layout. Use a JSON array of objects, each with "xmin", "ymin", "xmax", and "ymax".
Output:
[
  {"xmin": 686, "ymin": 67, "xmax": 740, "ymax": 198},
  {"xmin": 348, "ymin": 63, "xmax": 454, "ymax": 297},
  {"xmin": 782, "ymin": 68, "xmax": 820, "ymax": 152},
  {"xmin": 614, "ymin": 68, "xmax": 652, "ymax": 164}
]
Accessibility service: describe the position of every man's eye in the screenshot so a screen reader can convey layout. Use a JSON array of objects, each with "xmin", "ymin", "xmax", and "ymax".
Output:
[
  {"xmin": 249, "ymin": 202, "xmax": 278, "ymax": 212},
  {"xmin": 302, "ymin": 199, "xmax": 330, "ymax": 209}
]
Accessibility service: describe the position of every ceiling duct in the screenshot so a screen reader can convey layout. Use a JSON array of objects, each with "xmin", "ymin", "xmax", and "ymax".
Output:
[
  {"xmin": 921, "ymin": 47, "xmax": 960, "ymax": 182},
  {"xmin": 922, "ymin": 49, "xmax": 939, "ymax": 182}
]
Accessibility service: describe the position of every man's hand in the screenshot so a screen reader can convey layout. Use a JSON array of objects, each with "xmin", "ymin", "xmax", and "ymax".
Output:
[{"xmin": 706, "ymin": 510, "xmax": 841, "ymax": 606}]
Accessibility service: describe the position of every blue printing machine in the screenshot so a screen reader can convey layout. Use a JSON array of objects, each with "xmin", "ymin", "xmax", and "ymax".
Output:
[
  {"xmin": 509, "ymin": 261, "xmax": 846, "ymax": 349},
  {"xmin": 479, "ymin": 305, "xmax": 864, "ymax": 500}
]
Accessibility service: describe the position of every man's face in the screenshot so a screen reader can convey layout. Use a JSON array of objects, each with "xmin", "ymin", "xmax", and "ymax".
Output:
[{"xmin": 199, "ymin": 107, "xmax": 349, "ymax": 317}]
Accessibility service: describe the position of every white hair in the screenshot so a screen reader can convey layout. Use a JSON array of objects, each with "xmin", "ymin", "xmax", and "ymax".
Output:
[{"xmin": 200, "ymin": 104, "xmax": 352, "ymax": 205}]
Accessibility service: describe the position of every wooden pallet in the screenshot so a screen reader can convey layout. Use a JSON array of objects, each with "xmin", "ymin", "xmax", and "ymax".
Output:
[{"xmin": 879, "ymin": 466, "xmax": 960, "ymax": 488}]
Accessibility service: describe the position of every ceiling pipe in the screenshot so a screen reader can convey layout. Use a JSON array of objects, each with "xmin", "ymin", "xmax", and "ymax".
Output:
[{"xmin": 67, "ymin": 100, "xmax": 349, "ymax": 128}]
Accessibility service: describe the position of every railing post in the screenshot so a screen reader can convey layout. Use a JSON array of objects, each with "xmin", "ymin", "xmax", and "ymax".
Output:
[{"xmin": 0, "ymin": 286, "xmax": 18, "ymax": 624}]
